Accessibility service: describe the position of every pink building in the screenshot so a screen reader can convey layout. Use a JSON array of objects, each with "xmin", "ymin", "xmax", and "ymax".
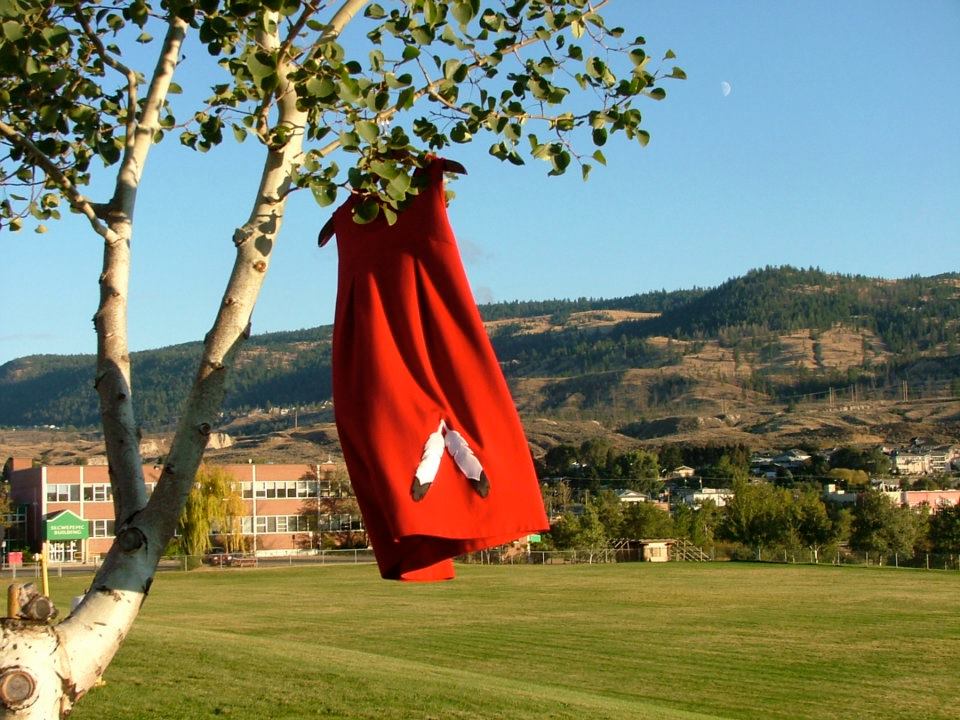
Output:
[
  {"xmin": 4, "ymin": 458, "xmax": 361, "ymax": 562},
  {"xmin": 898, "ymin": 490, "xmax": 960, "ymax": 513}
]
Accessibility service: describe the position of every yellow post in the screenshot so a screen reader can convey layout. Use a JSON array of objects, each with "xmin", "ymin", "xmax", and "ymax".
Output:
[
  {"xmin": 40, "ymin": 543, "xmax": 50, "ymax": 598},
  {"xmin": 7, "ymin": 583, "xmax": 21, "ymax": 619}
]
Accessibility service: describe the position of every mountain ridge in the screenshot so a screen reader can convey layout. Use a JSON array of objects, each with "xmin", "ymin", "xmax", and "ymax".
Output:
[{"xmin": 2, "ymin": 266, "xmax": 958, "ymax": 442}]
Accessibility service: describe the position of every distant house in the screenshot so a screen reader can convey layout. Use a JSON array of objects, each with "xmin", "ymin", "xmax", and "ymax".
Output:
[
  {"xmin": 617, "ymin": 490, "xmax": 670, "ymax": 512},
  {"xmin": 675, "ymin": 487, "xmax": 733, "ymax": 508},
  {"xmin": 616, "ymin": 490, "xmax": 651, "ymax": 504},
  {"xmin": 822, "ymin": 484, "xmax": 858, "ymax": 506},
  {"xmin": 749, "ymin": 454, "xmax": 777, "ymax": 478},
  {"xmin": 668, "ymin": 465, "xmax": 696, "ymax": 479},
  {"xmin": 771, "ymin": 449, "xmax": 811, "ymax": 469}
]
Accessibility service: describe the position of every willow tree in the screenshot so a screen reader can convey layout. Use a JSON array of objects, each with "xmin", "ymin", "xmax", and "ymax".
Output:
[
  {"xmin": 0, "ymin": 0, "xmax": 681, "ymax": 716},
  {"xmin": 178, "ymin": 464, "xmax": 246, "ymax": 556}
]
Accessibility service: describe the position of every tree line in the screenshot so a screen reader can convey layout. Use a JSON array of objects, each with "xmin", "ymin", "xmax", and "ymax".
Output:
[
  {"xmin": 543, "ymin": 482, "xmax": 960, "ymax": 564},
  {"xmin": 538, "ymin": 439, "xmax": 960, "ymax": 563}
]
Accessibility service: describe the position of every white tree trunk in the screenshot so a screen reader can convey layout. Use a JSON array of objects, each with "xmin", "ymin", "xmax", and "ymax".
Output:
[{"xmin": 0, "ymin": 1, "xmax": 369, "ymax": 713}]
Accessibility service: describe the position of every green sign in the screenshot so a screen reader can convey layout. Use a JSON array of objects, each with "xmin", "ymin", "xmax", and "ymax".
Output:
[
  {"xmin": 45, "ymin": 510, "xmax": 89, "ymax": 541},
  {"xmin": 528, "ymin": 534, "xmax": 542, "ymax": 543}
]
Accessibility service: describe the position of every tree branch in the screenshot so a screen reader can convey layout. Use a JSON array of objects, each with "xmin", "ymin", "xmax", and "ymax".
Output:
[
  {"xmin": 92, "ymin": 14, "xmax": 188, "ymax": 538},
  {"xmin": 72, "ymin": 3, "xmax": 140, "ymax": 145},
  {"xmin": 324, "ymin": 0, "xmax": 370, "ymax": 39},
  {"xmin": 0, "ymin": 120, "xmax": 119, "ymax": 243},
  {"xmin": 113, "ymin": 15, "xmax": 188, "ymax": 215}
]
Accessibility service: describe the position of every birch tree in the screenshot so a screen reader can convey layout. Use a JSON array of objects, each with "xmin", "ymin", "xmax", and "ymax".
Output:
[{"xmin": 0, "ymin": 0, "xmax": 681, "ymax": 716}]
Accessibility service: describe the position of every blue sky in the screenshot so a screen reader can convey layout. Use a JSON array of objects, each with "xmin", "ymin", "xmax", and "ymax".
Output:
[{"xmin": 2, "ymin": 1, "xmax": 959, "ymax": 366}]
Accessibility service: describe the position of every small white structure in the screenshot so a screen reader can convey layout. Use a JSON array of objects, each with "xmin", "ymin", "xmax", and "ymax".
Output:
[
  {"xmin": 616, "ymin": 490, "xmax": 651, "ymax": 504},
  {"xmin": 640, "ymin": 540, "xmax": 670, "ymax": 563},
  {"xmin": 675, "ymin": 487, "xmax": 733, "ymax": 508}
]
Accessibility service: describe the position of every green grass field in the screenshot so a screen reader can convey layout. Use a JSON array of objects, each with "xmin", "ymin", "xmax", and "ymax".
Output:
[{"xmin": 43, "ymin": 562, "xmax": 958, "ymax": 720}]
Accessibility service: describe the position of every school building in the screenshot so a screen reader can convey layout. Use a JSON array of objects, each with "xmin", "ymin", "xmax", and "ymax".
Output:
[{"xmin": 2, "ymin": 458, "xmax": 363, "ymax": 563}]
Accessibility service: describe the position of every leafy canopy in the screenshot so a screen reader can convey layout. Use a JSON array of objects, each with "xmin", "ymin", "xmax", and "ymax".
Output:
[{"xmin": 1, "ymin": 0, "xmax": 683, "ymax": 230}]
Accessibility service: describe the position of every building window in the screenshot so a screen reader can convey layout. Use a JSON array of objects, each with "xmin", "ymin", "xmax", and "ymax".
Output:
[
  {"xmin": 243, "ymin": 514, "xmax": 316, "ymax": 534},
  {"xmin": 46, "ymin": 484, "xmax": 80, "ymax": 502},
  {"xmin": 250, "ymin": 480, "xmax": 319, "ymax": 499},
  {"xmin": 83, "ymin": 485, "xmax": 113, "ymax": 502},
  {"xmin": 89, "ymin": 519, "xmax": 115, "ymax": 538}
]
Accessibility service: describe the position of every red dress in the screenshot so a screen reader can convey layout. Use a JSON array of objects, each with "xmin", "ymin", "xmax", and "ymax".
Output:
[{"xmin": 332, "ymin": 161, "xmax": 548, "ymax": 581}]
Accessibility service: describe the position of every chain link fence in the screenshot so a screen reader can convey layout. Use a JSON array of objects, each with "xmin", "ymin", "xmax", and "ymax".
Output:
[{"xmin": 4, "ymin": 546, "xmax": 958, "ymax": 578}]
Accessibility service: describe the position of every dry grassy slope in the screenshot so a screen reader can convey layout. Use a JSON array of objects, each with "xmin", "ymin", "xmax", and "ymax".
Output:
[
  {"xmin": 500, "ymin": 310, "xmax": 895, "ymax": 414},
  {"xmin": 5, "ymin": 397, "xmax": 959, "ymax": 467},
  {"xmin": 4, "ymin": 310, "xmax": 957, "ymax": 465}
]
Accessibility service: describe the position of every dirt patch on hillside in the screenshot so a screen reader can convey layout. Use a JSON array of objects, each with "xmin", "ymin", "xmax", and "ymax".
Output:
[{"xmin": 485, "ymin": 310, "xmax": 659, "ymax": 336}]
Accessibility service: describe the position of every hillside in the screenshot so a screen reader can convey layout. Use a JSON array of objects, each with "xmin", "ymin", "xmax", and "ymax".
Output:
[{"xmin": 2, "ymin": 267, "xmax": 959, "ymax": 457}]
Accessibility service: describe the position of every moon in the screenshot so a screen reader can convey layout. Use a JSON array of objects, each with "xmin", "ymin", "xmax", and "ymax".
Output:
[{"xmin": 720, "ymin": 81, "xmax": 732, "ymax": 97}]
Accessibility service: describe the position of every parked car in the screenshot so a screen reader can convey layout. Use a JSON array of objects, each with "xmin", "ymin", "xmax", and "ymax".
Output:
[
  {"xmin": 202, "ymin": 548, "xmax": 233, "ymax": 566},
  {"xmin": 202, "ymin": 548, "xmax": 257, "ymax": 568}
]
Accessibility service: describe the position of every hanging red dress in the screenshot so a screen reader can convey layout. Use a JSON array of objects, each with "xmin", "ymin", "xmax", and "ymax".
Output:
[{"xmin": 331, "ymin": 160, "xmax": 548, "ymax": 581}]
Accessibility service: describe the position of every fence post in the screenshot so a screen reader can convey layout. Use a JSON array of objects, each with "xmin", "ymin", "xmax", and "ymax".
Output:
[{"xmin": 926, "ymin": 554, "xmax": 930, "ymax": 570}]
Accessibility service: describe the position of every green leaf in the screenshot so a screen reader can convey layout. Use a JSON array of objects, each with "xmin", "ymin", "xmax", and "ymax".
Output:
[
  {"xmin": 550, "ymin": 150, "xmax": 570, "ymax": 175},
  {"xmin": 232, "ymin": 125, "xmax": 247, "ymax": 143},
  {"xmin": 247, "ymin": 52, "xmax": 277, "ymax": 90},
  {"xmin": 664, "ymin": 49, "xmax": 676, "ymax": 60},
  {"xmin": 310, "ymin": 181, "xmax": 338, "ymax": 207},
  {"xmin": 452, "ymin": 0, "xmax": 478, "ymax": 26},
  {"xmin": 386, "ymin": 171, "xmax": 411, "ymax": 200},
  {"xmin": 338, "ymin": 79, "xmax": 360, "ymax": 102},
  {"xmin": 531, "ymin": 143, "xmax": 551, "ymax": 160},
  {"xmin": 669, "ymin": 66, "xmax": 687, "ymax": 80},
  {"xmin": 355, "ymin": 120, "xmax": 379, "ymax": 143},
  {"xmin": 581, "ymin": 163, "xmax": 591, "ymax": 181},
  {"xmin": 306, "ymin": 77, "xmax": 335, "ymax": 99},
  {"xmin": 370, "ymin": 160, "xmax": 400, "ymax": 180},
  {"xmin": 1, "ymin": 21, "xmax": 23, "ymax": 41},
  {"xmin": 442, "ymin": 58, "xmax": 469, "ymax": 83},
  {"xmin": 364, "ymin": 3, "xmax": 385, "ymax": 19},
  {"xmin": 647, "ymin": 87, "xmax": 666, "ymax": 100},
  {"xmin": 592, "ymin": 149, "xmax": 606, "ymax": 165},
  {"xmin": 354, "ymin": 199, "xmax": 380, "ymax": 224},
  {"xmin": 136, "ymin": 32, "xmax": 152, "ymax": 43},
  {"xmin": 339, "ymin": 130, "xmax": 361, "ymax": 149},
  {"xmin": 592, "ymin": 127, "xmax": 607, "ymax": 146},
  {"xmin": 396, "ymin": 87, "xmax": 415, "ymax": 110},
  {"xmin": 402, "ymin": 44, "xmax": 421, "ymax": 61},
  {"xmin": 424, "ymin": 0, "xmax": 442, "ymax": 25},
  {"xmin": 450, "ymin": 123, "xmax": 472, "ymax": 143},
  {"xmin": 637, "ymin": 130, "xmax": 650, "ymax": 147}
]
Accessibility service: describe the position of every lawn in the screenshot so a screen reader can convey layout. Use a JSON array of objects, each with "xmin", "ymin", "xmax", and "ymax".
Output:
[{"xmin": 43, "ymin": 562, "xmax": 958, "ymax": 720}]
